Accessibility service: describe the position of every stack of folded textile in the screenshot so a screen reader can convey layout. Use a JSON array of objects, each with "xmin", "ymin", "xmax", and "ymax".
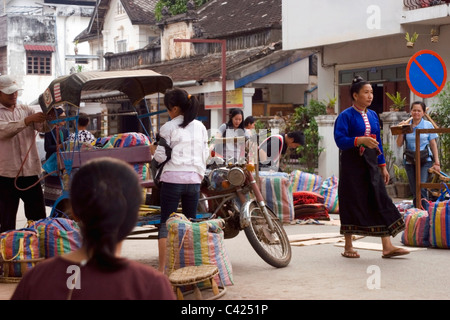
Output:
[{"xmin": 293, "ymin": 191, "xmax": 329, "ymax": 221}]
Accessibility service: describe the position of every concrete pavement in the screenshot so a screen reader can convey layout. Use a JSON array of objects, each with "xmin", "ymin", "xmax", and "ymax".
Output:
[{"xmin": 1, "ymin": 202, "xmax": 448, "ymax": 300}]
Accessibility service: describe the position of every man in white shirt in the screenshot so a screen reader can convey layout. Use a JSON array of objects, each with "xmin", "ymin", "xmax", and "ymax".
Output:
[{"xmin": 0, "ymin": 75, "xmax": 48, "ymax": 232}]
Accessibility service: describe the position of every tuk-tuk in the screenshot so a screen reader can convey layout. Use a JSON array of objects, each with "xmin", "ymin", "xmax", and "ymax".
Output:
[{"xmin": 38, "ymin": 70, "xmax": 173, "ymax": 217}]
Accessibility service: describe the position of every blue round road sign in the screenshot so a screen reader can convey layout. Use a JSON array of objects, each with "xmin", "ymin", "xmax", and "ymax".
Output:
[{"xmin": 406, "ymin": 50, "xmax": 447, "ymax": 98}]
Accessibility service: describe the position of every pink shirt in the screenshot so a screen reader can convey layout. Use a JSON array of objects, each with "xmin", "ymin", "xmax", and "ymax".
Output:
[
  {"xmin": 161, "ymin": 171, "xmax": 203, "ymax": 184},
  {"xmin": 0, "ymin": 103, "xmax": 45, "ymax": 178}
]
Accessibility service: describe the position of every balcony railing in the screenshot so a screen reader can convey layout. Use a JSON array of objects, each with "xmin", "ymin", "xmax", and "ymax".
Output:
[
  {"xmin": 104, "ymin": 46, "xmax": 161, "ymax": 71},
  {"xmin": 404, "ymin": 0, "xmax": 450, "ymax": 10}
]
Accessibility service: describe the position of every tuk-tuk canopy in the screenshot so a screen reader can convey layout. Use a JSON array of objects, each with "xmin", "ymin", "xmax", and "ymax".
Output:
[{"xmin": 38, "ymin": 70, "xmax": 173, "ymax": 113}]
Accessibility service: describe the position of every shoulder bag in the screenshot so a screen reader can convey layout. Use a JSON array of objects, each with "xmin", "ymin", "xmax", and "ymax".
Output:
[
  {"xmin": 403, "ymin": 145, "xmax": 431, "ymax": 165},
  {"xmin": 150, "ymin": 136, "xmax": 172, "ymax": 188}
]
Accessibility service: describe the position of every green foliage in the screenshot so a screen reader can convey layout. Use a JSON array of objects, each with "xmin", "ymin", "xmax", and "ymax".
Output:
[
  {"xmin": 386, "ymin": 91, "xmax": 406, "ymax": 111},
  {"xmin": 285, "ymin": 99, "xmax": 327, "ymax": 173},
  {"xmin": 430, "ymin": 81, "xmax": 450, "ymax": 173},
  {"xmin": 405, "ymin": 32, "xmax": 419, "ymax": 43},
  {"xmin": 393, "ymin": 164, "xmax": 408, "ymax": 183},
  {"xmin": 324, "ymin": 95, "xmax": 337, "ymax": 108},
  {"xmin": 254, "ymin": 119, "xmax": 265, "ymax": 131},
  {"xmin": 155, "ymin": 0, "xmax": 210, "ymax": 21},
  {"xmin": 383, "ymin": 142, "xmax": 396, "ymax": 184}
]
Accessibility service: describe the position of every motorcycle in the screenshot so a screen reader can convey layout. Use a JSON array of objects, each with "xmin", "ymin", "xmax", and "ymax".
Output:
[{"xmin": 198, "ymin": 136, "xmax": 291, "ymax": 268}]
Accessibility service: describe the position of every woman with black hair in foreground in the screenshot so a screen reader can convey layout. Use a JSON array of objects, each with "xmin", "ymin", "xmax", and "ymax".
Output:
[{"xmin": 12, "ymin": 158, "xmax": 175, "ymax": 300}]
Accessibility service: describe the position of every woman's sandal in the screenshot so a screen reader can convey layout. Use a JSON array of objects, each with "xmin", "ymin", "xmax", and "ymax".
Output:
[
  {"xmin": 382, "ymin": 247, "xmax": 410, "ymax": 259},
  {"xmin": 341, "ymin": 250, "xmax": 360, "ymax": 258}
]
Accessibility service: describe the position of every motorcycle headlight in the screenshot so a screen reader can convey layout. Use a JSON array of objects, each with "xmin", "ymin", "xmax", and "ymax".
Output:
[{"xmin": 227, "ymin": 167, "xmax": 245, "ymax": 186}]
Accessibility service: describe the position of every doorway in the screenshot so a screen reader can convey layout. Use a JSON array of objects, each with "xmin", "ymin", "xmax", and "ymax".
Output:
[{"xmin": 339, "ymin": 81, "xmax": 410, "ymax": 115}]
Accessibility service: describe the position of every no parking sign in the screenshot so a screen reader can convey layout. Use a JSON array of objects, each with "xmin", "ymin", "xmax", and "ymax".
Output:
[{"xmin": 406, "ymin": 50, "xmax": 447, "ymax": 98}]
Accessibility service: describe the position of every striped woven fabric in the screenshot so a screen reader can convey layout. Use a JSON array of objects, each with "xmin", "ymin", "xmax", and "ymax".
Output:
[
  {"xmin": 166, "ymin": 213, "xmax": 233, "ymax": 286},
  {"xmin": 94, "ymin": 132, "xmax": 150, "ymax": 181},
  {"xmin": 428, "ymin": 199, "xmax": 450, "ymax": 248},
  {"xmin": 0, "ymin": 229, "xmax": 40, "ymax": 277},
  {"xmin": 95, "ymin": 132, "xmax": 150, "ymax": 148},
  {"xmin": 258, "ymin": 172, "xmax": 294, "ymax": 223},
  {"xmin": 29, "ymin": 218, "xmax": 82, "ymax": 258},
  {"xmin": 320, "ymin": 175, "xmax": 339, "ymax": 213},
  {"xmin": 401, "ymin": 208, "xmax": 430, "ymax": 247},
  {"xmin": 289, "ymin": 170, "xmax": 323, "ymax": 193},
  {"xmin": 132, "ymin": 163, "xmax": 149, "ymax": 180}
]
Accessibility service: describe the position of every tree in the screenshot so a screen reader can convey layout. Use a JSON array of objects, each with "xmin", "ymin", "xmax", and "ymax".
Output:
[{"xmin": 155, "ymin": 0, "xmax": 211, "ymax": 21}]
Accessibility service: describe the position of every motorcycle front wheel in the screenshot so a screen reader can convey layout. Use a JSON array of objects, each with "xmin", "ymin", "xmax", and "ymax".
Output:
[{"xmin": 244, "ymin": 203, "xmax": 291, "ymax": 268}]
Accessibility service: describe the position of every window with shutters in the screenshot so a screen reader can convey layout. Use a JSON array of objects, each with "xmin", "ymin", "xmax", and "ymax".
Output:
[
  {"xmin": 116, "ymin": 40, "xmax": 127, "ymax": 53},
  {"xmin": 27, "ymin": 52, "xmax": 52, "ymax": 75}
]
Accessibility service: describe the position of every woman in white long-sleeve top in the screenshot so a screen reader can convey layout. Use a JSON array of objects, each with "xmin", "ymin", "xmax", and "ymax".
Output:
[{"xmin": 150, "ymin": 88, "xmax": 208, "ymax": 273}]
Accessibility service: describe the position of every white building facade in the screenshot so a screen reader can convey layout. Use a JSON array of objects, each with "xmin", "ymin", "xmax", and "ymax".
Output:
[
  {"xmin": 0, "ymin": 0, "xmax": 93, "ymax": 105},
  {"xmin": 283, "ymin": 0, "xmax": 450, "ymax": 177}
]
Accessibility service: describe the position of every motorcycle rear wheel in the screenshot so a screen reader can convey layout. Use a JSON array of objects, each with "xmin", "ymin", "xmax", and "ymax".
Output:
[{"xmin": 244, "ymin": 203, "xmax": 291, "ymax": 268}]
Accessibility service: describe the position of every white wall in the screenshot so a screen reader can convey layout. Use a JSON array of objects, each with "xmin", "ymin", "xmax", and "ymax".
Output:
[
  {"xmin": 316, "ymin": 115, "xmax": 339, "ymax": 178},
  {"xmin": 6, "ymin": 1, "xmax": 93, "ymax": 104},
  {"xmin": 316, "ymin": 24, "xmax": 450, "ymax": 110},
  {"xmin": 282, "ymin": 0, "xmax": 404, "ymax": 50},
  {"xmin": 102, "ymin": 0, "xmax": 159, "ymax": 54},
  {"xmin": 55, "ymin": 8, "xmax": 91, "ymax": 75}
]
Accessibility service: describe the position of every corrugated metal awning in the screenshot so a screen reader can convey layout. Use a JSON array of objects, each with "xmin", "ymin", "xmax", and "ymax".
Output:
[{"xmin": 24, "ymin": 45, "xmax": 55, "ymax": 52}]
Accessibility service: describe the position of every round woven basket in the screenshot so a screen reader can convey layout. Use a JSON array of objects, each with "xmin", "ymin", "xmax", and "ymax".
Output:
[
  {"xmin": 169, "ymin": 265, "xmax": 218, "ymax": 285},
  {"xmin": 169, "ymin": 265, "xmax": 226, "ymax": 300}
]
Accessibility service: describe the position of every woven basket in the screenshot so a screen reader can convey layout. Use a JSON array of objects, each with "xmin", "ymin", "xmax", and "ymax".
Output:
[
  {"xmin": 169, "ymin": 265, "xmax": 219, "ymax": 286},
  {"xmin": 169, "ymin": 265, "xmax": 226, "ymax": 300}
]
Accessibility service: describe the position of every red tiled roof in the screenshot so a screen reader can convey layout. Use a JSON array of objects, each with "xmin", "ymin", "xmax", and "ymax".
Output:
[{"xmin": 24, "ymin": 45, "xmax": 55, "ymax": 52}]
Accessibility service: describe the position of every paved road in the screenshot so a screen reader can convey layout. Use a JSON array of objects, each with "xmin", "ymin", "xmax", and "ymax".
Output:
[
  {"xmin": 1, "ymin": 204, "xmax": 448, "ymax": 300},
  {"xmin": 124, "ymin": 214, "xmax": 448, "ymax": 300}
]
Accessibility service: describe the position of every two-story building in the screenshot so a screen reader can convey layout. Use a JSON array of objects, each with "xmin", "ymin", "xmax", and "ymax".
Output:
[
  {"xmin": 283, "ymin": 0, "xmax": 450, "ymax": 177},
  {"xmin": 0, "ymin": 0, "xmax": 95, "ymax": 105},
  {"xmin": 75, "ymin": 0, "xmax": 317, "ymax": 134}
]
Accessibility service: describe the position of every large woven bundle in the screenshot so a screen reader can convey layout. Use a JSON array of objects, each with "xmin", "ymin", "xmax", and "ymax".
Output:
[
  {"xmin": 0, "ymin": 229, "xmax": 41, "ymax": 277},
  {"xmin": 29, "ymin": 218, "xmax": 82, "ymax": 258},
  {"xmin": 401, "ymin": 208, "xmax": 430, "ymax": 247},
  {"xmin": 428, "ymin": 199, "xmax": 450, "ymax": 248},
  {"xmin": 320, "ymin": 175, "xmax": 339, "ymax": 213},
  {"xmin": 289, "ymin": 170, "xmax": 323, "ymax": 193},
  {"xmin": 166, "ymin": 213, "xmax": 233, "ymax": 286},
  {"xmin": 96, "ymin": 132, "xmax": 150, "ymax": 148},
  {"xmin": 258, "ymin": 171, "xmax": 294, "ymax": 223},
  {"xmin": 94, "ymin": 132, "xmax": 150, "ymax": 181}
]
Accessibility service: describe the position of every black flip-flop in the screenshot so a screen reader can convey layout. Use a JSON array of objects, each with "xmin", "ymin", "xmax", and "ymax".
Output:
[{"xmin": 382, "ymin": 248, "xmax": 410, "ymax": 258}]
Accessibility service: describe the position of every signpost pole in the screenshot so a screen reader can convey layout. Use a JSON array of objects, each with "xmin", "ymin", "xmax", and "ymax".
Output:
[{"xmin": 405, "ymin": 50, "xmax": 447, "ymax": 208}]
